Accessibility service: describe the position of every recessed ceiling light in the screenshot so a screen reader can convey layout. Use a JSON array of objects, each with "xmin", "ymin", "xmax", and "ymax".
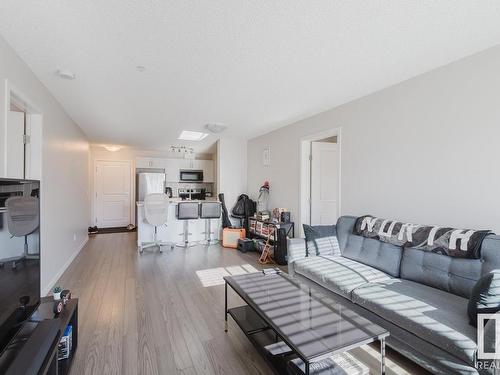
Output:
[
  {"xmin": 205, "ymin": 123, "xmax": 227, "ymax": 134},
  {"xmin": 136, "ymin": 65, "xmax": 146, "ymax": 72},
  {"xmin": 178, "ymin": 130, "xmax": 209, "ymax": 141},
  {"xmin": 103, "ymin": 144, "xmax": 122, "ymax": 152},
  {"xmin": 57, "ymin": 69, "xmax": 76, "ymax": 80}
]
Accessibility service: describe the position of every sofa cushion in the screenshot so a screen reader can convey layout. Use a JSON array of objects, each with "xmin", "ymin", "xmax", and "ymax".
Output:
[
  {"xmin": 351, "ymin": 279, "xmax": 477, "ymax": 365},
  {"xmin": 335, "ymin": 216, "xmax": 403, "ymax": 277},
  {"xmin": 293, "ymin": 255, "xmax": 392, "ymax": 299},
  {"xmin": 401, "ymin": 247, "xmax": 482, "ymax": 299},
  {"xmin": 467, "ymin": 271, "xmax": 500, "ymax": 327},
  {"xmin": 303, "ymin": 224, "xmax": 340, "ymax": 256}
]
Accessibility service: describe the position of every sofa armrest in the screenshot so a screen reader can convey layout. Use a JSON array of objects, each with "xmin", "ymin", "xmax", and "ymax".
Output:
[{"xmin": 287, "ymin": 238, "xmax": 307, "ymax": 276}]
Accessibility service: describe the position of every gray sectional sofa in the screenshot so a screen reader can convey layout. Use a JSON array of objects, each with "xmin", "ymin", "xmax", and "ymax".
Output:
[{"xmin": 287, "ymin": 216, "xmax": 500, "ymax": 375}]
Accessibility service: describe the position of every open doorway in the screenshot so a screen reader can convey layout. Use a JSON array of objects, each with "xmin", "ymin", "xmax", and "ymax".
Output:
[
  {"xmin": 299, "ymin": 128, "xmax": 341, "ymax": 236},
  {"xmin": 4, "ymin": 80, "xmax": 42, "ymax": 180}
]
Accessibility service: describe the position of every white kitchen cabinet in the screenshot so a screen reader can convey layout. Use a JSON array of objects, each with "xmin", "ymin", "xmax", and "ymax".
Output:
[
  {"xmin": 180, "ymin": 159, "xmax": 198, "ymax": 169},
  {"xmin": 164, "ymin": 159, "xmax": 180, "ymax": 182},
  {"xmin": 181, "ymin": 159, "xmax": 193, "ymax": 169},
  {"xmin": 199, "ymin": 160, "xmax": 215, "ymax": 182},
  {"xmin": 136, "ymin": 157, "xmax": 215, "ymax": 183},
  {"xmin": 150, "ymin": 158, "xmax": 166, "ymax": 168},
  {"xmin": 135, "ymin": 158, "xmax": 149, "ymax": 169},
  {"xmin": 136, "ymin": 157, "xmax": 166, "ymax": 169}
]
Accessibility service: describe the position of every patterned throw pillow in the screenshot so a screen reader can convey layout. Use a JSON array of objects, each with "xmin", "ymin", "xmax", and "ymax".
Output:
[
  {"xmin": 303, "ymin": 224, "xmax": 340, "ymax": 256},
  {"xmin": 468, "ymin": 271, "xmax": 500, "ymax": 327}
]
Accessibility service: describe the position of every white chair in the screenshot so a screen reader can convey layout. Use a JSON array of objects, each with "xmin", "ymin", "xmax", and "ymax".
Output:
[
  {"xmin": 140, "ymin": 193, "xmax": 172, "ymax": 254},
  {"xmin": 4, "ymin": 196, "xmax": 40, "ymax": 268}
]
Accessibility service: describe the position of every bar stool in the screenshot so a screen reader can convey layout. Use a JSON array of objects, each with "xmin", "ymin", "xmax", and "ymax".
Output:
[
  {"xmin": 199, "ymin": 202, "xmax": 221, "ymax": 246},
  {"xmin": 176, "ymin": 202, "xmax": 199, "ymax": 247}
]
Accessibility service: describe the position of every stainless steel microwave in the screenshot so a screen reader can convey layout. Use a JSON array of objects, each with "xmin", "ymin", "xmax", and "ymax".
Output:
[{"xmin": 179, "ymin": 170, "xmax": 203, "ymax": 182}]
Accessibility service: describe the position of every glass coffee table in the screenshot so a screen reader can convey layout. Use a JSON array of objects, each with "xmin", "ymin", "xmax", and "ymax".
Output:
[{"xmin": 224, "ymin": 271, "xmax": 389, "ymax": 374}]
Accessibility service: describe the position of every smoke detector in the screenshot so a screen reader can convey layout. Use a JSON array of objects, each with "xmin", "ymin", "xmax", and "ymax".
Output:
[
  {"xmin": 205, "ymin": 123, "xmax": 227, "ymax": 134},
  {"xmin": 57, "ymin": 69, "xmax": 76, "ymax": 80}
]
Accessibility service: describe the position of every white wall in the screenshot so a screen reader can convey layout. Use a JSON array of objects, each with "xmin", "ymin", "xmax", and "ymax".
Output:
[
  {"xmin": 217, "ymin": 138, "xmax": 247, "ymax": 213},
  {"xmin": 0, "ymin": 35, "xmax": 90, "ymax": 294},
  {"xmin": 248, "ymin": 45, "xmax": 500, "ymax": 233}
]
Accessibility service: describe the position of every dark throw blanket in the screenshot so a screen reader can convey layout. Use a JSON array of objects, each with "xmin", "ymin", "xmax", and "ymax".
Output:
[{"xmin": 353, "ymin": 215, "xmax": 492, "ymax": 259}]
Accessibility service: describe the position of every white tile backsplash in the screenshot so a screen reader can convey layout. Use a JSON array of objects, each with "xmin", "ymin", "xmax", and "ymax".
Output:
[{"xmin": 165, "ymin": 182, "xmax": 214, "ymax": 197}]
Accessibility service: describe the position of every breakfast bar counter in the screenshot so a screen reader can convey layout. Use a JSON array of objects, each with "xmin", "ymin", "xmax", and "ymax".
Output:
[{"xmin": 136, "ymin": 200, "xmax": 221, "ymax": 250}]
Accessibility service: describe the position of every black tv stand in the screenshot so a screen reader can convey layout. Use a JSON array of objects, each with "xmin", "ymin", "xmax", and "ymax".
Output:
[{"xmin": 0, "ymin": 297, "xmax": 78, "ymax": 375}]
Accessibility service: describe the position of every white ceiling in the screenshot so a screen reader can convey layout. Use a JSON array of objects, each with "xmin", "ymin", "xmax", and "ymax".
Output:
[{"xmin": 1, "ymin": 1, "xmax": 500, "ymax": 152}]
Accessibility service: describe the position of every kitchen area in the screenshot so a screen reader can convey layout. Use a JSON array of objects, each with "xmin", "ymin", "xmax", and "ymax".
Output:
[
  {"xmin": 136, "ymin": 158, "xmax": 216, "ymax": 201},
  {"xmin": 135, "ymin": 155, "xmax": 220, "ymax": 249},
  {"xmin": 90, "ymin": 138, "xmax": 246, "ymax": 248}
]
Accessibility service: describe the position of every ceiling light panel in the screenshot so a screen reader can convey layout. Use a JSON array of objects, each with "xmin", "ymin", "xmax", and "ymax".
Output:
[
  {"xmin": 178, "ymin": 130, "xmax": 208, "ymax": 141},
  {"xmin": 103, "ymin": 144, "xmax": 122, "ymax": 152}
]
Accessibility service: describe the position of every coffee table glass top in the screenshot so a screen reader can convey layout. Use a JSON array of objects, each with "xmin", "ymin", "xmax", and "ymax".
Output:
[{"xmin": 224, "ymin": 272, "xmax": 388, "ymax": 362}]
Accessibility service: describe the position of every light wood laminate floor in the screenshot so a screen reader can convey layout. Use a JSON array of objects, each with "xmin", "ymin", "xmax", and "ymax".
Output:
[{"xmin": 55, "ymin": 232, "xmax": 429, "ymax": 375}]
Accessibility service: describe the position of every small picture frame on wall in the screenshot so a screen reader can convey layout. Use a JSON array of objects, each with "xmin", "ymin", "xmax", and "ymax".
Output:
[{"xmin": 262, "ymin": 147, "xmax": 271, "ymax": 166}]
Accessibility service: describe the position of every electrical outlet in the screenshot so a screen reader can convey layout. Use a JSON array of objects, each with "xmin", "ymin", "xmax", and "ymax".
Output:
[{"xmin": 73, "ymin": 233, "xmax": 77, "ymax": 241}]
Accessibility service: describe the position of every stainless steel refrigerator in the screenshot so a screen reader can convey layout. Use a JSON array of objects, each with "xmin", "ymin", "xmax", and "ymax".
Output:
[{"xmin": 136, "ymin": 172, "xmax": 166, "ymax": 202}]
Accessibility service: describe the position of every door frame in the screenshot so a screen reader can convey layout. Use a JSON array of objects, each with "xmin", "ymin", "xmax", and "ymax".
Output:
[
  {"xmin": 299, "ymin": 128, "xmax": 342, "ymax": 236},
  {"xmin": 93, "ymin": 159, "xmax": 133, "ymax": 227},
  {"xmin": 3, "ymin": 79, "xmax": 43, "ymax": 180}
]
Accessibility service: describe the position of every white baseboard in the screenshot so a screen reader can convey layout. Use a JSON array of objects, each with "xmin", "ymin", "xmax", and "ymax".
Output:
[{"xmin": 42, "ymin": 235, "xmax": 89, "ymax": 296}]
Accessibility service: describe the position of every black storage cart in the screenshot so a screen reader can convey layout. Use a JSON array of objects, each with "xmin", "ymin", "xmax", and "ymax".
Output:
[{"xmin": 248, "ymin": 217, "xmax": 294, "ymax": 264}]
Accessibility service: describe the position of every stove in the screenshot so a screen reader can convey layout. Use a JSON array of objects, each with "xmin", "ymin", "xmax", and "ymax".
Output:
[{"xmin": 178, "ymin": 188, "xmax": 206, "ymax": 200}]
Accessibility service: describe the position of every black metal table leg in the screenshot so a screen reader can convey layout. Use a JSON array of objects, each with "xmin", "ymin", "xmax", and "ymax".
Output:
[
  {"xmin": 224, "ymin": 280, "xmax": 228, "ymax": 332},
  {"xmin": 380, "ymin": 337, "xmax": 386, "ymax": 374},
  {"xmin": 305, "ymin": 361, "xmax": 310, "ymax": 375}
]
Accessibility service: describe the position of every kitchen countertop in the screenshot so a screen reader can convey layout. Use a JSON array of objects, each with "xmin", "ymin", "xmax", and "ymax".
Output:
[
  {"xmin": 136, "ymin": 198, "xmax": 218, "ymax": 206},
  {"xmin": 136, "ymin": 197, "xmax": 221, "ymax": 245}
]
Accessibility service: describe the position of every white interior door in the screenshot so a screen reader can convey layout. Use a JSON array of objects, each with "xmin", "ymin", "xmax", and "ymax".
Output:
[
  {"xmin": 95, "ymin": 160, "xmax": 132, "ymax": 228},
  {"xmin": 311, "ymin": 142, "xmax": 338, "ymax": 225},
  {"xmin": 6, "ymin": 111, "xmax": 25, "ymax": 178}
]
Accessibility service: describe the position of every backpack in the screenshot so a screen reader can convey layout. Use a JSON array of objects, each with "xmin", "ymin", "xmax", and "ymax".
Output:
[{"xmin": 231, "ymin": 194, "xmax": 256, "ymax": 218}]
